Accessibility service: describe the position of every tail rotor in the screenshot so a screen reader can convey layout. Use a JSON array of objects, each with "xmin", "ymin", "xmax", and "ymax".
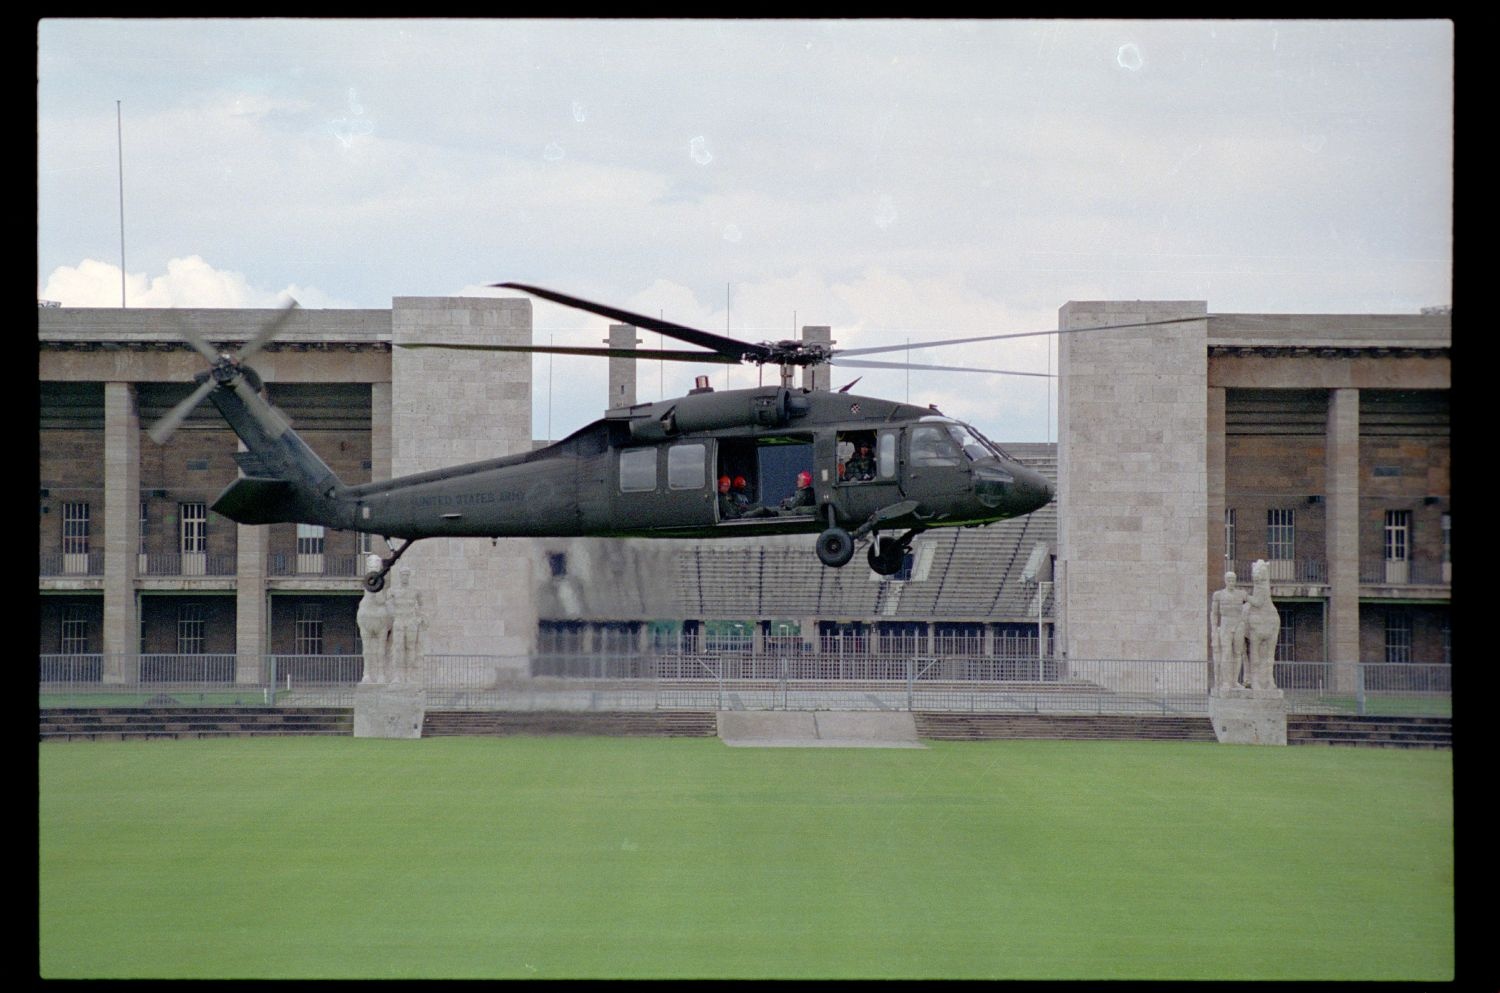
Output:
[{"xmin": 146, "ymin": 298, "xmax": 299, "ymax": 445}]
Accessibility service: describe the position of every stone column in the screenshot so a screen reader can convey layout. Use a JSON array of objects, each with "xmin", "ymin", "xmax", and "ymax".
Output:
[
  {"xmin": 226, "ymin": 425, "xmax": 272, "ymax": 684},
  {"xmin": 390, "ymin": 297, "xmax": 537, "ymax": 671},
  {"xmin": 1325, "ymin": 388, "xmax": 1361, "ymax": 690},
  {"xmin": 1205, "ymin": 386, "xmax": 1228, "ymax": 687},
  {"xmin": 801, "ymin": 326, "xmax": 832, "ymax": 391},
  {"xmin": 370, "ymin": 381, "xmax": 393, "ymax": 483},
  {"xmin": 1057, "ymin": 302, "xmax": 1210, "ymax": 672},
  {"xmin": 101, "ymin": 382, "xmax": 139, "ymax": 683},
  {"xmin": 235, "ymin": 470, "xmax": 269, "ymax": 684},
  {"xmin": 607, "ymin": 324, "xmax": 638, "ymax": 409}
]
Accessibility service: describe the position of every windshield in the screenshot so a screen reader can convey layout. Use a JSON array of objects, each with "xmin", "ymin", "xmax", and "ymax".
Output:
[
  {"xmin": 959, "ymin": 421, "xmax": 1014, "ymax": 461},
  {"xmin": 917, "ymin": 416, "xmax": 1011, "ymax": 463}
]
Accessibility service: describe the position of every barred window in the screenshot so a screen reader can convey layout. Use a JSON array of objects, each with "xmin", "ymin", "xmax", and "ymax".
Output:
[
  {"xmin": 1224, "ymin": 508, "xmax": 1237, "ymax": 562},
  {"xmin": 296, "ymin": 523, "xmax": 325, "ymax": 556},
  {"xmin": 177, "ymin": 603, "xmax": 206, "ymax": 655},
  {"xmin": 1384, "ymin": 610, "xmax": 1413, "ymax": 664},
  {"xmin": 295, "ymin": 603, "xmax": 324, "ymax": 655},
  {"xmin": 180, "ymin": 502, "xmax": 207, "ymax": 554},
  {"xmin": 62, "ymin": 502, "xmax": 90, "ymax": 555},
  {"xmin": 1266, "ymin": 508, "xmax": 1295, "ymax": 560},
  {"xmin": 1383, "ymin": 510, "xmax": 1411, "ymax": 562},
  {"xmin": 60, "ymin": 605, "xmax": 89, "ymax": 654},
  {"xmin": 1276, "ymin": 612, "xmax": 1296, "ymax": 663}
]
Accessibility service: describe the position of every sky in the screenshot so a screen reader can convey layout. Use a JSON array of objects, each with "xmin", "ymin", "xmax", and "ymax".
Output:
[{"xmin": 37, "ymin": 18, "xmax": 1453, "ymax": 445}]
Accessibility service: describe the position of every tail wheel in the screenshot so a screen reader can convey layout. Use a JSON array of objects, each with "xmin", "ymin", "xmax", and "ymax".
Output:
[
  {"xmin": 868, "ymin": 542, "xmax": 904, "ymax": 576},
  {"xmin": 815, "ymin": 527, "xmax": 855, "ymax": 567},
  {"xmin": 363, "ymin": 573, "xmax": 386, "ymax": 593}
]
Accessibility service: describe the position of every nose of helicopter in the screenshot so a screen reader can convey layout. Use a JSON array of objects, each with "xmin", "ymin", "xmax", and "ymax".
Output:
[{"xmin": 1012, "ymin": 463, "xmax": 1054, "ymax": 512}]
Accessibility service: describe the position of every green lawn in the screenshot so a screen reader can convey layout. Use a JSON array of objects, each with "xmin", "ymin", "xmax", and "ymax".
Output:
[{"xmin": 38, "ymin": 736, "xmax": 1453, "ymax": 980}]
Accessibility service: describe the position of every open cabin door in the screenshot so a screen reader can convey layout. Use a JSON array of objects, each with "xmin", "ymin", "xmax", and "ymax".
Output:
[{"xmin": 830, "ymin": 426, "xmax": 903, "ymax": 521}]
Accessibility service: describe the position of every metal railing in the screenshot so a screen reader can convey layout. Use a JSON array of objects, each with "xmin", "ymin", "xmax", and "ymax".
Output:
[
  {"xmin": 1358, "ymin": 560, "xmax": 1452, "ymax": 586},
  {"xmin": 139, "ymin": 553, "xmax": 238, "ymax": 577},
  {"xmin": 1231, "ymin": 559, "xmax": 1328, "ymax": 584},
  {"xmin": 39, "ymin": 552, "xmax": 105, "ymax": 577},
  {"xmin": 37, "ymin": 654, "xmax": 1452, "ymax": 718},
  {"xmin": 267, "ymin": 553, "xmax": 364, "ymax": 578}
]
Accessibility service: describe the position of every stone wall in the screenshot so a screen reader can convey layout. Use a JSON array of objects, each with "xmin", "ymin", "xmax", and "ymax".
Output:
[
  {"xmin": 389, "ymin": 297, "xmax": 536, "ymax": 659},
  {"xmin": 1057, "ymin": 301, "xmax": 1209, "ymax": 663}
]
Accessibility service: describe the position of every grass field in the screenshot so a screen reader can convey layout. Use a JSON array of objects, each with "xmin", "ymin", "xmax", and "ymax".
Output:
[{"xmin": 38, "ymin": 736, "xmax": 1453, "ymax": 980}]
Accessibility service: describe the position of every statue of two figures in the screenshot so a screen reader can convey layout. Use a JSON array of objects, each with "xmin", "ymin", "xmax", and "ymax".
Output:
[
  {"xmin": 1211, "ymin": 560, "xmax": 1279, "ymax": 692},
  {"xmin": 357, "ymin": 561, "xmax": 426, "ymax": 685}
]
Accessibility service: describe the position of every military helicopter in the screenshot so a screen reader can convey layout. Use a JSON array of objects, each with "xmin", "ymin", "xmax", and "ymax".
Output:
[{"xmin": 148, "ymin": 283, "xmax": 1060, "ymax": 590}]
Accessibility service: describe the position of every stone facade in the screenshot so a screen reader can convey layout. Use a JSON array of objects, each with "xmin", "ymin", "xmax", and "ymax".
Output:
[
  {"xmin": 1057, "ymin": 301, "xmax": 1210, "ymax": 664},
  {"xmin": 389, "ymin": 297, "xmax": 536, "ymax": 662}
]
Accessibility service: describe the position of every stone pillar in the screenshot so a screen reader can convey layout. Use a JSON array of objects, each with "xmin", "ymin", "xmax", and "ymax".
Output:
[
  {"xmin": 607, "ymin": 324, "xmax": 638, "ymax": 409},
  {"xmin": 1057, "ymin": 302, "xmax": 1210, "ymax": 671},
  {"xmin": 235, "ymin": 520, "xmax": 268, "ymax": 684},
  {"xmin": 370, "ymin": 381, "xmax": 393, "ymax": 483},
  {"xmin": 235, "ymin": 434, "xmax": 269, "ymax": 683},
  {"xmin": 101, "ymin": 382, "xmax": 139, "ymax": 683},
  {"xmin": 391, "ymin": 297, "xmax": 537, "ymax": 670},
  {"xmin": 801, "ymin": 326, "xmax": 832, "ymax": 391},
  {"xmin": 1325, "ymin": 387, "xmax": 1361, "ymax": 690},
  {"xmin": 1206, "ymin": 387, "xmax": 1227, "ymax": 576},
  {"xmin": 1205, "ymin": 386, "xmax": 1228, "ymax": 687}
]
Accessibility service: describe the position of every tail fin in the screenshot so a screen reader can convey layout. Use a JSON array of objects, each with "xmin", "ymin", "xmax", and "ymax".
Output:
[{"xmin": 205, "ymin": 380, "xmax": 350, "ymax": 528}]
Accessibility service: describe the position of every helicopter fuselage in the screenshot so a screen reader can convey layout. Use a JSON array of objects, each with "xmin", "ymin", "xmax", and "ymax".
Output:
[{"xmin": 305, "ymin": 385, "xmax": 1053, "ymax": 542}]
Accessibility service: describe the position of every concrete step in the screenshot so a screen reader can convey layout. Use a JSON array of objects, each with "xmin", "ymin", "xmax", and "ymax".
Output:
[
  {"xmin": 39, "ymin": 707, "xmax": 353, "ymax": 740},
  {"xmin": 421, "ymin": 711, "xmax": 719, "ymax": 738},
  {"xmin": 1286, "ymin": 715, "xmax": 1451, "ymax": 749},
  {"xmin": 914, "ymin": 713, "xmax": 1217, "ymax": 742}
]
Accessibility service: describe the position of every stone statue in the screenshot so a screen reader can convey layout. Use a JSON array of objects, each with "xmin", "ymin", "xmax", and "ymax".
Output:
[
  {"xmin": 1209, "ymin": 570, "xmax": 1248, "ymax": 689},
  {"xmin": 1241, "ymin": 559, "xmax": 1280, "ymax": 691},
  {"xmin": 387, "ymin": 566, "xmax": 427, "ymax": 684},
  {"xmin": 356, "ymin": 586, "xmax": 392, "ymax": 683}
]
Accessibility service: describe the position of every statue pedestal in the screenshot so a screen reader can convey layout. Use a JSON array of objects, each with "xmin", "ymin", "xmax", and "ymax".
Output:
[
  {"xmin": 1208, "ymin": 687, "xmax": 1287, "ymax": 746},
  {"xmin": 354, "ymin": 682, "xmax": 426, "ymax": 739}
]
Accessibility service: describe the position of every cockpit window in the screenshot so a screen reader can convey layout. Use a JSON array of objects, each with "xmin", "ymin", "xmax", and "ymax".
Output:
[
  {"xmin": 910, "ymin": 425, "xmax": 962, "ymax": 466},
  {"xmin": 915, "ymin": 416, "xmax": 1012, "ymax": 464},
  {"xmin": 964, "ymin": 423, "xmax": 1015, "ymax": 461}
]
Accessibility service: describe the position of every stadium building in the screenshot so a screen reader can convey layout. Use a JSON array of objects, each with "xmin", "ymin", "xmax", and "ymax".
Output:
[{"xmin": 38, "ymin": 298, "xmax": 1449, "ymax": 685}]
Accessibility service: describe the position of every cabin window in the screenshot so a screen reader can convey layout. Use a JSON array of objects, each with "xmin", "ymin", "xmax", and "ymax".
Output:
[
  {"xmin": 877, "ymin": 432, "xmax": 897, "ymax": 478},
  {"xmin": 836, "ymin": 431, "xmax": 878, "ymax": 482},
  {"xmin": 910, "ymin": 425, "xmax": 962, "ymax": 467},
  {"xmin": 668, "ymin": 443, "xmax": 707, "ymax": 490},
  {"xmin": 619, "ymin": 448, "xmax": 657, "ymax": 492}
]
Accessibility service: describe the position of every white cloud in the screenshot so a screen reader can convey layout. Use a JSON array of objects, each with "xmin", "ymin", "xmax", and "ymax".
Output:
[{"xmin": 39, "ymin": 255, "xmax": 346, "ymax": 308}]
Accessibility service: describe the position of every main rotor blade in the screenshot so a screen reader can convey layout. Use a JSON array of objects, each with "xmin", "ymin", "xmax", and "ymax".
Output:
[
  {"xmin": 237, "ymin": 298, "xmax": 301, "ymax": 362},
  {"xmin": 831, "ymin": 357, "xmax": 1056, "ymax": 377},
  {"xmin": 832, "ymin": 315, "xmax": 1206, "ymax": 358},
  {"xmin": 162, "ymin": 312, "xmax": 223, "ymax": 363},
  {"xmin": 147, "ymin": 377, "xmax": 217, "ymax": 445},
  {"xmin": 396, "ymin": 342, "xmax": 741, "ymax": 364},
  {"xmin": 231, "ymin": 375, "xmax": 291, "ymax": 438},
  {"xmin": 494, "ymin": 282, "xmax": 771, "ymax": 363}
]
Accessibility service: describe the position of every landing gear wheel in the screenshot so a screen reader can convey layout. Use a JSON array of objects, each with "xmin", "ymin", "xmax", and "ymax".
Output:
[
  {"xmin": 363, "ymin": 572, "xmax": 386, "ymax": 593},
  {"xmin": 868, "ymin": 542, "xmax": 904, "ymax": 576},
  {"xmin": 816, "ymin": 527, "xmax": 855, "ymax": 567}
]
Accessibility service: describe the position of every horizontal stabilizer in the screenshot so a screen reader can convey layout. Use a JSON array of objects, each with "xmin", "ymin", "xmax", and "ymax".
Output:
[
  {"xmin": 211, "ymin": 477, "xmax": 302, "ymax": 525},
  {"xmin": 233, "ymin": 451, "xmax": 275, "ymax": 477}
]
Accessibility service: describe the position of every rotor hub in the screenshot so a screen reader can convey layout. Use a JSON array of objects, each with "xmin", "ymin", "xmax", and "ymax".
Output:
[{"xmin": 758, "ymin": 340, "xmax": 832, "ymax": 367}]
